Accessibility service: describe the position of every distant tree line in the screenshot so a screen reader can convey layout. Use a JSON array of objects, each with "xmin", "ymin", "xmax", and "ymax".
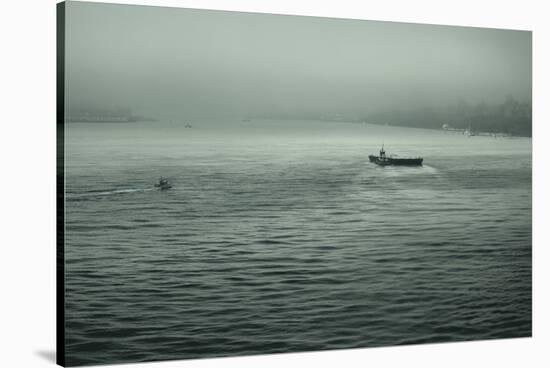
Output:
[
  {"xmin": 67, "ymin": 106, "xmax": 156, "ymax": 123},
  {"xmin": 365, "ymin": 96, "xmax": 532, "ymax": 136}
]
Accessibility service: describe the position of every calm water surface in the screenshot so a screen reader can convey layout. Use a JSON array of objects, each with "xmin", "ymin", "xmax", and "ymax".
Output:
[{"xmin": 64, "ymin": 120, "xmax": 531, "ymax": 366}]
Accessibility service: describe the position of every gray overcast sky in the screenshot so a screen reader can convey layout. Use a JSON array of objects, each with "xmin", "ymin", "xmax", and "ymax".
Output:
[{"xmin": 65, "ymin": 1, "xmax": 532, "ymax": 120}]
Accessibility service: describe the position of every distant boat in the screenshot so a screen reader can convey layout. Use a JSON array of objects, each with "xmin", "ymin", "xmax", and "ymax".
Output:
[
  {"xmin": 154, "ymin": 177, "xmax": 172, "ymax": 190},
  {"xmin": 464, "ymin": 122, "xmax": 475, "ymax": 137},
  {"xmin": 369, "ymin": 145, "xmax": 423, "ymax": 166},
  {"xmin": 184, "ymin": 124, "xmax": 193, "ymax": 128}
]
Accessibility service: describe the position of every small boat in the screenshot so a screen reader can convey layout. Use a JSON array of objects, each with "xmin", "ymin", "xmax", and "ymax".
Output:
[
  {"xmin": 369, "ymin": 145, "xmax": 423, "ymax": 166},
  {"xmin": 154, "ymin": 177, "xmax": 173, "ymax": 190}
]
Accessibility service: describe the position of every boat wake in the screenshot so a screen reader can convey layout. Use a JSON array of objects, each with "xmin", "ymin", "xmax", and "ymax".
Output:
[
  {"xmin": 378, "ymin": 164, "xmax": 439, "ymax": 177},
  {"xmin": 66, "ymin": 187, "xmax": 155, "ymax": 201},
  {"xmin": 419, "ymin": 165, "xmax": 439, "ymax": 174}
]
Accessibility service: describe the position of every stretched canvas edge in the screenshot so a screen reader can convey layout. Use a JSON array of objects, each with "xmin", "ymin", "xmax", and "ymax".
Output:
[{"xmin": 56, "ymin": 1, "xmax": 66, "ymax": 366}]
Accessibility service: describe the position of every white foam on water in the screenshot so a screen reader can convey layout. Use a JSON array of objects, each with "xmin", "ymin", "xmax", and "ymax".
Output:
[
  {"xmin": 378, "ymin": 164, "xmax": 439, "ymax": 177},
  {"xmin": 67, "ymin": 187, "xmax": 155, "ymax": 199}
]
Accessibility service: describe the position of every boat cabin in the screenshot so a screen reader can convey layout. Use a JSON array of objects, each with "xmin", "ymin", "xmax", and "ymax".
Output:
[{"xmin": 379, "ymin": 146, "xmax": 386, "ymax": 159}]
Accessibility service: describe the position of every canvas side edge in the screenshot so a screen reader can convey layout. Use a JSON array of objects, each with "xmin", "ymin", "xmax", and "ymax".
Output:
[{"xmin": 56, "ymin": 1, "xmax": 66, "ymax": 366}]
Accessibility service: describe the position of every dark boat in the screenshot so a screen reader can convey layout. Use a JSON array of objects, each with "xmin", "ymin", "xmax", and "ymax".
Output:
[
  {"xmin": 369, "ymin": 146, "xmax": 423, "ymax": 166},
  {"xmin": 154, "ymin": 177, "xmax": 173, "ymax": 190}
]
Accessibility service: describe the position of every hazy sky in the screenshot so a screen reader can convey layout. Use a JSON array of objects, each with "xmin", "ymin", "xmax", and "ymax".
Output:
[{"xmin": 65, "ymin": 1, "xmax": 532, "ymax": 120}]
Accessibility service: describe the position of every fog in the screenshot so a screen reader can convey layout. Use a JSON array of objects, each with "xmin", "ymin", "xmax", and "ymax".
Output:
[{"xmin": 64, "ymin": 1, "xmax": 532, "ymax": 122}]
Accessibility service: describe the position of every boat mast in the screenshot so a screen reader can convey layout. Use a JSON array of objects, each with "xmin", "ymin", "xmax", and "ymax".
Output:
[{"xmin": 380, "ymin": 143, "xmax": 386, "ymax": 159}]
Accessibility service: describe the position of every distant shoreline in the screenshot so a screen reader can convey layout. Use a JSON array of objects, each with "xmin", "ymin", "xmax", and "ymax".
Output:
[
  {"xmin": 66, "ymin": 119, "xmax": 157, "ymax": 123},
  {"xmin": 65, "ymin": 118, "xmax": 532, "ymax": 138},
  {"xmin": 362, "ymin": 122, "xmax": 532, "ymax": 138},
  {"xmin": 67, "ymin": 120, "xmax": 139, "ymax": 123}
]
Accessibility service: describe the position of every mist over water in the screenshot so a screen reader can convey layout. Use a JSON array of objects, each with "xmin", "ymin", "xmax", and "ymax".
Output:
[
  {"xmin": 64, "ymin": 2, "xmax": 531, "ymax": 122},
  {"xmin": 64, "ymin": 121, "xmax": 531, "ymax": 366}
]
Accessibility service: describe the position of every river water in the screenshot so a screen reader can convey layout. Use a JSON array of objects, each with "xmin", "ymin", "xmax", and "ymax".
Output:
[{"xmin": 63, "ymin": 120, "xmax": 531, "ymax": 366}]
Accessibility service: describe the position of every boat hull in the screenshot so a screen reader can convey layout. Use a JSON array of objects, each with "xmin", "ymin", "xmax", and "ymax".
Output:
[
  {"xmin": 370, "ymin": 156, "xmax": 423, "ymax": 166},
  {"xmin": 154, "ymin": 184, "xmax": 173, "ymax": 190}
]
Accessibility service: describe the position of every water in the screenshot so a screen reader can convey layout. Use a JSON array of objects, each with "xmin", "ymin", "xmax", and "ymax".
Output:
[{"xmin": 64, "ymin": 120, "xmax": 532, "ymax": 366}]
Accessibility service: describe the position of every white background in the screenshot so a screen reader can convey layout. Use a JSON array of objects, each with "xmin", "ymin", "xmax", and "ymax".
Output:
[{"xmin": 0, "ymin": 0, "xmax": 548, "ymax": 367}]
